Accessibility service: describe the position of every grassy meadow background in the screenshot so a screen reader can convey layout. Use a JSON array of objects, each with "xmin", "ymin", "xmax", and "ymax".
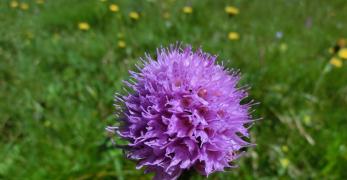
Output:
[{"xmin": 1, "ymin": 0, "xmax": 347, "ymax": 179}]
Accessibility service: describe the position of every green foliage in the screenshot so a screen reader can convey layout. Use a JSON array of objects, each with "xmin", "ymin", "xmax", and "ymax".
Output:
[{"xmin": 0, "ymin": 0, "xmax": 347, "ymax": 179}]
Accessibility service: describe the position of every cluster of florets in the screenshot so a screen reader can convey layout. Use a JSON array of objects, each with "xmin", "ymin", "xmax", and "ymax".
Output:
[{"xmin": 109, "ymin": 45, "xmax": 253, "ymax": 180}]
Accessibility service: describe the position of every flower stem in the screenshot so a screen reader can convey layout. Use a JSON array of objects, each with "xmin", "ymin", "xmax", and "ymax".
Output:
[{"xmin": 178, "ymin": 169, "xmax": 194, "ymax": 180}]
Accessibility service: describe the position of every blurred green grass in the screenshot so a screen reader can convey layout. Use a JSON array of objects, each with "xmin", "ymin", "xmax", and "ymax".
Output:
[{"xmin": 1, "ymin": 0, "xmax": 347, "ymax": 179}]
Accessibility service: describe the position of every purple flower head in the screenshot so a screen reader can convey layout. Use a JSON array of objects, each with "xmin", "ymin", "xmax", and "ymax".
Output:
[{"xmin": 109, "ymin": 44, "xmax": 254, "ymax": 180}]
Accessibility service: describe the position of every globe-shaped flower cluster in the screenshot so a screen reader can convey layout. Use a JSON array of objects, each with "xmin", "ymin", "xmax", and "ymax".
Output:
[{"xmin": 110, "ymin": 45, "xmax": 253, "ymax": 180}]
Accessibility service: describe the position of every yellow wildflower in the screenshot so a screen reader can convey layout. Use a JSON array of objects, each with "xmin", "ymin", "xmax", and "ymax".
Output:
[
  {"xmin": 281, "ymin": 145, "xmax": 289, "ymax": 153},
  {"xmin": 20, "ymin": 2, "xmax": 29, "ymax": 10},
  {"xmin": 280, "ymin": 158, "xmax": 290, "ymax": 168},
  {"xmin": 78, "ymin": 22, "xmax": 90, "ymax": 31},
  {"xmin": 228, "ymin": 32, "xmax": 239, "ymax": 41},
  {"xmin": 109, "ymin": 4, "xmax": 119, "ymax": 12},
  {"xmin": 225, "ymin": 6, "xmax": 239, "ymax": 15},
  {"xmin": 330, "ymin": 57, "xmax": 342, "ymax": 68},
  {"xmin": 129, "ymin": 11, "xmax": 140, "ymax": 20},
  {"xmin": 338, "ymin": 48, "xmax": 347, "ymax": 59},
  {"xmin": 118, "ymin": 40, "xmax": 126, "ymax": 48},
  {"xmin": 182, "ymin": 6, "xmax": 193, "ymax": 14},
  {"xmin": 36, "ymin": 0, "xmax": 45, "ymax": 4},
  {"xmin": 280, "ymin": 43, "xmax": 288, "ymax": 52},
  {"xmin": 10, "ymin": 1, "xmax": 19, "ymax": 8},
  {"xmin": 303, "ymin": 115, "xmax": 311, "ymax": 125}
]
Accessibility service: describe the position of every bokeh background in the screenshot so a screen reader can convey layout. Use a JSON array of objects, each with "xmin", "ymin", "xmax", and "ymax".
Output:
[{"xmin": 1, "ymin": 0, "xmax": 347, "ymax": 179}]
